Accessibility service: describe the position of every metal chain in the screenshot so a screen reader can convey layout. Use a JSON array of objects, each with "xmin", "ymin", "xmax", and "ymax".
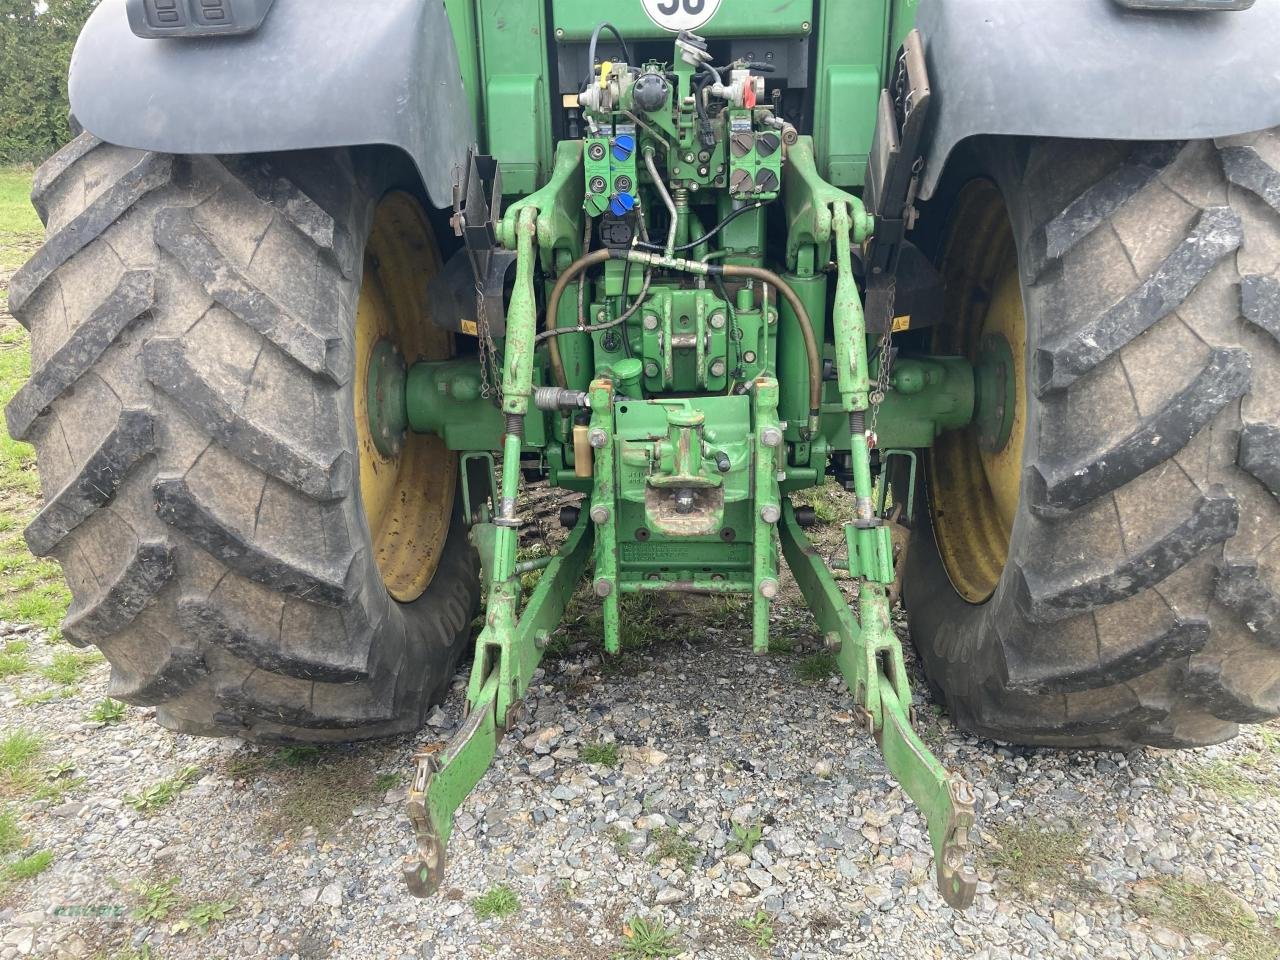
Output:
[
  {"xmin": 475, "ymin": 278, "xmax": 503, "ymax": 406},
  {"xmin": 867, "ymin": 274, "xmax": 896, "ymax": 444}
]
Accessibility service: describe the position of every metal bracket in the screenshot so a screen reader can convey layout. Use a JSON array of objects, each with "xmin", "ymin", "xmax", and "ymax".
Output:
[
  {"xmin": 779, "ymin": 502, "xmax": 978, "ymax": 909},
  {"xmin": 877, "ymin": 449, "xmax": 918, "ymax": 527},
  {"xmin": 865, "ymin": 29, "xmax": 932, "ymax": 280},
  {"xmin": 460, "ymin": 452, "xmax": 496, "ymax": 526},
  {"xmin": 402, "ymin": 514, "xmax": 595, "ymax": 897},
  {"xmin": 451, "ymin": 147, "xmax": 517, "ymax": 336}
]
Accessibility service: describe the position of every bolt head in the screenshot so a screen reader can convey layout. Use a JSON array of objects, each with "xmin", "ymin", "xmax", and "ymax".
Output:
[
  {"xmin": 643, "ymin": 314, "xmax": 659, "ymax": 331},
  {"xmin": 709, "ymin": 312, "xmax": 726, "ymax": 330},
  {"xmin": 759, "ymin": 426, "xmax": 783, "ymax": 448},
  {"xmin": 710, "ymin": 359, "xmax": 726, "ymax": 377},
  {"xmin": 593, "ymin": 578, "xmax": 613, "ymax": 598},
  {"xmin": 759, "ymin": 578, "xmax": 780, "ymax": 600},
  {"xmin": 644, "ymin": 362, "xmax": 660, "ymax": 378},
  {"xmin": 589, "ymin": 505, "xmax": 610, "ymax": 525},
  {"xmin": 760, "ymin": 504, "xmax": 780, "ymax": 524},
  {"xmin": 743, "ymin": 351, "xmax": 757, "ymax": 363},
  {"xmin": 588, "ymin": 428, "xmax": 609, "ymax": 449}
]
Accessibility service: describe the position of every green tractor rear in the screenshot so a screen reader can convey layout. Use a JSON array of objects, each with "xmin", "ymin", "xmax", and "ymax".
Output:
[{"xmin": 12, "ymin": 0, "xmax": 1280, "ymax": 909}]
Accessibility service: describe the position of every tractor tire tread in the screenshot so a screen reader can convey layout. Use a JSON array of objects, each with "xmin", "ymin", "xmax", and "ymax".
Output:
[
  {"xmin": 906, "ymin": 132, "xmax": 1280, "ymax": 747},
  {"xmin": 23, "ymin": 408, "xmax": 155, "ymax": 557},
  {"xmin": 7, "ymin": 144, "xmax": 479, "ymax": 742}
]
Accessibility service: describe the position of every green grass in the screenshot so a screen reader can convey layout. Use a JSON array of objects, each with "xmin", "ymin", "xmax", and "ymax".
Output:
[
  {"xmin": 222, "ymin": 746, "xmax": 381, "ymax": 837},
  {"xmin": 0, "ymin": 728, "xmax": 42, "ymax": 797},
  {"xmin": 710, "ymin": 594, "xmax": 747, "ymax": 619},
  {"xmin": 3, "ymin": 849, "xmax": 51, "ymax": 881},
  {"xmin": 987, "ymin": 822, "xmax": 1090, "ymax": 897},
  {"xmin": 124, "ymin": 766, "xmax": 201, "ymax": 813},
  {"xmin": 1179, "ymin": 758, "xmax": 1276, "ymax": 801},
  {"xmin": 41, "ymin": 649, "xmax": 102, "ymax": 687},
  {"xmin": 130, "ymin": 878, "xmax": 180, "ymax": 923},
  {"xmin": 604, "ymin": 825, "xmax": 632, "ymax": 857},
  {"xmin": 794, "ymin": 652, "xmax": 837, "ymax": 683},
  {"xmin": 276, "ymin": 744, "xmax": 322, "ymax": 766},
  {"xmin": 618, "ymin": 595, "xmax": 662, "ymax": 652},
  {"xmin": 0, "ymin": 167, "xmax": 42, "ymax": 272},
  {"xmin": 766, "ymin": 635, "xmax": 794, "ymax": 655},
  {"xmin": 87, "ymin": 698, "xmax": 127, "ymax": 724},
  {"xmin": 1134, "ymin": 876, "xmax": 1280, "ymax": 960},
  {"xmin": 647, "ymin": 826, "xmax": 697, "ymax": 871},
  {"xmin": 0, "ymin": 639, "xmax": 29, "ymax": 678},
  {"xmin": 472, "ymin": 884, "xmax": 520, "ymax": 921},
  {"xmin": 171, "ymin": 899, "xmax": 235, "ymax": 936},
  {"xmin": 738, "ymin": 910, "xmax": 775, "ymax": 949},
  {"xmin": 792, "ymin": 477, "xmax": 843, "ymax": 525},
  {"xmin": 372, "ymin": 772, "xmax": 402, "ymax": 793},
  {"xmin": 617, "ymin": 917, "xmax": 681, "ymax": 959},
  {"xmin": 580, "ymin": 741, "xmax": 620, "ymax": 767},
  {"xmin": 727, "ymin": 821, "xmax": 763, "ymax": 856},
  {"xmin": 0, "ymin": 809, "xmax": 22, "ymax": 855},
  {"xmin": 0, "ymin": 378, "xmax": 71, "ymax": 630}
]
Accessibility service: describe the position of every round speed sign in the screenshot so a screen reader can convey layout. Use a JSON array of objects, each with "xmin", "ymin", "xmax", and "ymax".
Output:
[{"xmin": 641, "ymin": 0, "xmax": 723, "ymax": 33}]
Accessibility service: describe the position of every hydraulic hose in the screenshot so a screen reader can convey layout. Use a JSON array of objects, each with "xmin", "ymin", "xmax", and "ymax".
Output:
[
  {"xmin": 544, "ymin": 249, "xmax": 823, "ymax": 431},
  {"xmin": 643, "ymin": 148, "xmax": 679, "ymax": 256},
  {"xmin": 546, "ymin": 248, "xmax": 611, "ymax": 387}
]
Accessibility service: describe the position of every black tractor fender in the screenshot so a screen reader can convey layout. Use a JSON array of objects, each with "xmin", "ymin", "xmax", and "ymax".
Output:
[
  {"xmin": 915, "ymin": 0, "xmax": 1280, "ymax": 201},
  {"xmin": 67, "ymin": 0, "xmax": 475, "ymax": 210}
]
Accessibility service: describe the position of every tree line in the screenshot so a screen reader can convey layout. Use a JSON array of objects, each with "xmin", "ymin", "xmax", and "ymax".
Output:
[{"xmin": 0, "ymin": 0, "xmax": 100, "ymax": 164}]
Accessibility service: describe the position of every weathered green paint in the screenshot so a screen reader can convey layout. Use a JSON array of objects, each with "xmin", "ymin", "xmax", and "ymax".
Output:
[
  {"xmin": 778, "ymin": 503, "xmax": 977, "ymax": 908},
  {"xmin": 477, "ymin": 0, "xmax": 553, "ymax": 193},
  {"xmin": 781, "ymin": 138, "xmax": 872, "ymax": 273},
  {"xmin": 449, "ymin": 0, "xmax": 917, "ymax": 193},
  {"xmin": 405, "ymin": 360, "xmax": 501, "ymax": 450},
  {"xmin": 500, "ymin": 208, "xmax": 540, "ymax": 417},
  {"xmin": 404, "ymin": 513, "xmax": 595, "ymax": 896},
  {"xmin": 590, "ymin": 379, "xmax": 621, "ymax": 654},
  {"xmin": 877, "ymin": 682, "xmax": 978, "ymax": 909},
  {"xmin": 402, "ymin": 20, "xmax": 985, "ymax": 908},
  {"xmin": 443, "ymin": 0, "xmax": 484, "ymax": 141},
  {"xmin": 888, "ymin": 0, "xmax": 922, "ymax": 64},
  {"xmin": 822, "ymin": 356, "xmax": 975, "ymax": 450},
  {"xmin": 751, "ymin": 378, "xmax": 782, "ymax": 654},
  {"xmin": 501, "ymin": 140, "xmax": 586, "ymax": 269},
  {"xmin": 812, "ymin": 0, "xmax": 893, "ymax": 187},
  {"xmin": 830, "ymin": 201, "xmax": 870, "ymax": 414}
]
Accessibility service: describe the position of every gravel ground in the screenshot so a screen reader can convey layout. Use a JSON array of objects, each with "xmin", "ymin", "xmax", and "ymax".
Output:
[
  {"xmin": 2, "ymin": 581, "xmax": 1278, "ymax": 960},
  {"xmin": 1, "ymin": 248, "xmax": 1278, "ymax": 958}
]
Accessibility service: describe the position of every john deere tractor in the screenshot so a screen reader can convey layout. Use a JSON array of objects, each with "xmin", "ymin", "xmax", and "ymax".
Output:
[{"xmin": 10, "ymin": 0, "xmax": 1280, "ymax": 908}]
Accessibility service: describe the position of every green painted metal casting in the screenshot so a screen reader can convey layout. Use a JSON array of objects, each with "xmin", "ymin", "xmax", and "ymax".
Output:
[{"xmin": 391, "ymin": 17, "xmax": 997, "ymax": 911}]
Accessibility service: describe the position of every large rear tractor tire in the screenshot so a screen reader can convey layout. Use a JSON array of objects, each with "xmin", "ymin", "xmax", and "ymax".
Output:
[
  {"xmin": 902, "ymin": 131, "xmax": 1280, "ymax": 749},
  {"xmin": 6, "ymin": 138, "xmax": 480, "ymax": 742}
]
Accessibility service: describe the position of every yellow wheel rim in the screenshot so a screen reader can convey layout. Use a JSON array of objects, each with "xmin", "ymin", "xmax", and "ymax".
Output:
[
  {"xmin": 928, "ymin": 181, "xmax": 1027, "ymax": 604},
  {"xmin": 354, "ymin": 192, "xmax": 456, "ymax": 603}
]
